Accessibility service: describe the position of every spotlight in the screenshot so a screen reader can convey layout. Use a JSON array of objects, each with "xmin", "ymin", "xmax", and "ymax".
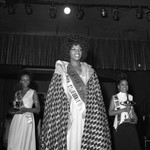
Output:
[
  {"xmin": 113, "ymin": 8, "xmax": 120, "ymax": 21},
  {"xmin": 49, "ymin": 3, "xmax": 57, "ymax": 18},
  {"xmin": 101, "ymin": 8, "xmax": 108, "ymax": 17},
  {"xmin": 76, "ymin": 6, "xmax": 84, "ymax": 20},
  {"xmin": 8, "ymin": 4, "xmax": 15, "ymax": 14},
  {"xmin": 136, "ymin": 7, "xmax": 143, "ymax": 19},
  {"xmin": 146, "ymin": 9, "xmax": 150, "ymax": 21},
  {"xmin": 64, "ymin": 6, "xmax": 71, "ymax": 15},
  {"xmin": 25, "ymin": 4, "xmax": 33, "ymax": 15}
]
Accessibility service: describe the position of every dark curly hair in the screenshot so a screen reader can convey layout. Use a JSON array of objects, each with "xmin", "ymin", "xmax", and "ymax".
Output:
[
  {"xmin": 59, "ymin": 34, "xmax": 89, "ymax": 62},
  {"xmin": 116, "ymin": 72, "xmax": 128, "ymax": 86},
  {"xmin": 17, "ymin": 69, "xmax": 33, "ymax": 81}
]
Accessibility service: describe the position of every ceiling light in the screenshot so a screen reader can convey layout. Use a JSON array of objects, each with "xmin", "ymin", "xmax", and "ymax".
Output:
[
  {"xmin": 25, "ymin": 4, "xmax": 33, "ymax": 15},
  {"xmin": 49, "ymin": 3, "xmax": 57, "ymax": 18},
  {"xmin": 136, "ymin": 7, "xmax": 143, "ymax": 19},
  {"xmin": 8, "ymin": 4, "xmax": 15, "ymax": 14},
  {"xmin": 146, "ymin": 9, "xmax": 150, "ymax": 21},
  {"xmin": 76, "ymin": 6, "xmax": 84, "ymax": 20},
  {"xmin": 64, "ymin": 6, "xmax": 71, "ymax": 15},
  {"xmin": 101, "ymin": 8, "xmax": 108, "ymax": 17},
  {"xmin": 113, "ymin": 8, "xmax": 120, "ymax": 21}
]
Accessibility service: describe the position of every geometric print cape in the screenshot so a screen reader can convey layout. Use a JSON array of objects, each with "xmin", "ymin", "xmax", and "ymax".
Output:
[{"xmin": 40, "ymin": 72, "xmax": 112, "ymax": 150}]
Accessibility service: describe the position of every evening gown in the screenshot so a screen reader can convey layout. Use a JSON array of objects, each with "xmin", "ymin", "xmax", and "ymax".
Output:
[{"xmin": 7, "ymin": 89, "xmax": 36, "ymax": 150}]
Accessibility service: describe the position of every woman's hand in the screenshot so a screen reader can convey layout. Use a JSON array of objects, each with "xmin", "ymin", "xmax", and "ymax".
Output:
[
  {"xmin": 9, "ymin": 108, "xmax": 21, "ymax": 115},
  {"xmin": 14, "ymin": 107, "xmax": 28, "ymax": 114},
  {"xmin": 20, "ymin": 107, "xmax": 28, "ymax": 113},
  {"xmin": 124, "ymin": 105, "xmax": 131, "ymax": 113},
  {"xmin": 13, "ymin": 109, "xmax": 23, "ymax": 114}
]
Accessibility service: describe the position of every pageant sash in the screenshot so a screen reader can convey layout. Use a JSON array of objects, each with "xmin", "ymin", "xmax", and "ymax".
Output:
[
  {"xmin": 67, "ymin": 64, "xmax": 86, "ymax": 104},
  {"xmin": 56, "ymin": 61, "xmax": 86, "ymax": 106},
  {"xmin": 66, "ymin": 74, "xmax": 83, "ymax": 107}
]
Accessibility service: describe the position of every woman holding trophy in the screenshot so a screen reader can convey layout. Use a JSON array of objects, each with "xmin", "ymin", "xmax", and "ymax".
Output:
[
  {"xmin": 7, "ymin": 70, "xmax": 40, "ymax": 150},
  {"xmin": 109, "ymin": 75, "xmax": 141, "ymax": 150}
]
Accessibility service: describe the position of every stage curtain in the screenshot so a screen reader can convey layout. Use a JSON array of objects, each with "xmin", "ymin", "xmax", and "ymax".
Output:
[{"xmin": 0, "ymin": 32, "xmax": 150, "ymax": 70}]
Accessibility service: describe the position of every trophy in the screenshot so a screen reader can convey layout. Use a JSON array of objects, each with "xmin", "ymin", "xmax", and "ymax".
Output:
[
  {"xmin": 13, "ymin": 91, "xmax": 23, "ymax": 110},
  {"xmin": 13, "ymin": 98, "xmax": 23, "ymax": 109},
  {"xmin": 121, "ymin": 99, "xmax": 136, "ymax": 124}
]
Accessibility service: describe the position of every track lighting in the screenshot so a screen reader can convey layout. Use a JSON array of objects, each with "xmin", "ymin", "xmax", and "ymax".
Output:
[
  {"xmin": 76, "ymin": 6, "xmax": 84, "ymax": 20},
  {"xmin": 25, "ymin": 4, "xmax": 33, "ymax": 15},
  {"xmin": 49, "ymin": 3, "xmax": 57, "ymax": 18},
  {"xmin": 101, "ymin": 8, "xmax": 108, "ymax": 17},
  {"xmin": 113, "ymin": 8, "xmax": 120, "ymax": 21},
  {"xmin": 3, "ymin": 1, "xmax": 150, "ymax": 22},
  {"xmin": 136, "ymin": 7, "xmax": 143, "ymax": 19}
]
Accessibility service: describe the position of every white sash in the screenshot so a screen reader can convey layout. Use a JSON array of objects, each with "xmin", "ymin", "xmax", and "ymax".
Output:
[
  {"xmin": 55, "ymin": 60, "xmax": 84, "ymax": 109},
  {"xmin": 66, "ymin": 74, "xmax": 83, "ymax": 108}
]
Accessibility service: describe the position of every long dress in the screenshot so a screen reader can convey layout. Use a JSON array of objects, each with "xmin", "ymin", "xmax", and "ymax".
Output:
[
  {"xmin": 66, "ymin": 62, "xmax": 90, "ymax": 150},
  {"xmin": 7, "ymin": 89, "xmax": 36, "ymax": 150},
  {"xmin": 112, "ymin": 92, "xmax": 141, "ymax": 150}
]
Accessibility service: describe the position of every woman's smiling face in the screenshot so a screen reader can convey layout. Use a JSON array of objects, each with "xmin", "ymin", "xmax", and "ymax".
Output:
[
  {"xmin": 118, "ymin": 79, "xmax": 128, "ymax": 93},
  {"xmin": 20, "ymin": 74, "xmax": 30, "ymax": 88},
  {"xmin": 70, "ymin": 44, "xmax": 82, "ymax": 61}
]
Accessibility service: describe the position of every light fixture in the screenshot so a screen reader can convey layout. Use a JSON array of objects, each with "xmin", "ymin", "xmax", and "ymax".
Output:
[
  {"xmin": 76, "ymin": 6, "xmax": 84, "ymax": 20},
  {"xmin": 8, "ymin": 4, "xmax": 16, "ymax": 14},
  {"xmin": 49, "ymin": 3, "xmax": 57, "ymax": 18},
  {"xmin": 136, "ymin": 7, "xmax": 143, "ymax": 19},
  {"xmin": 25, "ymin": 3, "xmax": 33, "ymax": 15},
  {"xmin": 101, "ymin": 8, "xmax": 108, "ymax": 17},
  {"xmin": 64, "ymin": 6, "xmax": 71, "ymax": 15},
  {"xmin": 113, "ymin": 8, "xmax": 120, "ymax": 21},
  {"xmin": 146, "ymin": 8, "xmax": 150, "ymax": 21}
]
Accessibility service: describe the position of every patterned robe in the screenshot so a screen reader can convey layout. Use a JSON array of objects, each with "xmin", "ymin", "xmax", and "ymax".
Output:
[{"xmin": 40, "ymin": 61, "xmax": 111, "ymax": 150}]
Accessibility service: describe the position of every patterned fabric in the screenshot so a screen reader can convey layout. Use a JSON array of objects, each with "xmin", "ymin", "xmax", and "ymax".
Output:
[
  {"xmin": 40, "ymin": 74, "xmax": 69, "ymax": 150},
  {"xmin": 40, "ymin": 72, "xmax": 111, "ymax": 150},
  {"xmin": 81, "ymin": 73, "xmax": 111, "ymax": 150}
]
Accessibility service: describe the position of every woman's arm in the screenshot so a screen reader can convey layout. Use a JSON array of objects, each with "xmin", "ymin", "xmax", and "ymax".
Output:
[{"xmin": 109, "ymin": 96, "xmax": 131, "ymax": 116}]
